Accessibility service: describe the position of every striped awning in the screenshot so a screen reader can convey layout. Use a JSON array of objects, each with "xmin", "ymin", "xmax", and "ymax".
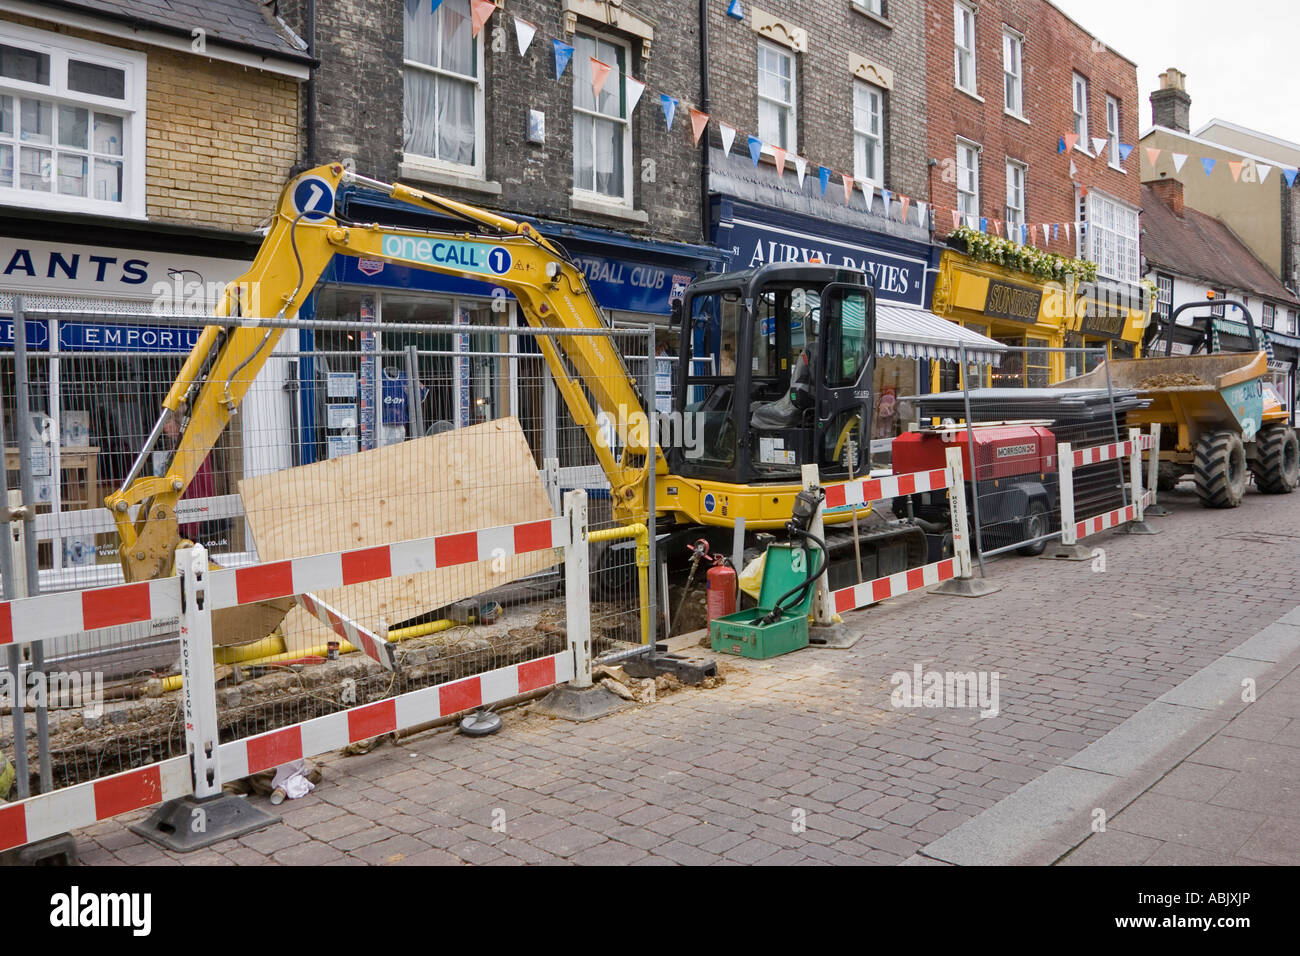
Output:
[{"xmin": 875, "ymin": 304, "xmax": 1005, "ymax": 366}]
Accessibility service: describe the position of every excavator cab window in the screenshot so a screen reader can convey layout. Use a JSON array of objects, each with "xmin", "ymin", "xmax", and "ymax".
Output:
[{"xmin": 681, "ymin": 290, "xmax": 742, "ymax": 466}]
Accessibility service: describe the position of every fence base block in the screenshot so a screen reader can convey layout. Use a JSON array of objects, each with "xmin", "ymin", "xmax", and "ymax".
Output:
[
  {"xmin": 624, "ymin": 650, "xmax": 718, "ymax": 686},
  {"xmin": 532, "ymin": 684, "xmax": 632, "ymax": 722},
  {"xmin": 0, "ymin": 833, "xmax": 78, "ymax": 866},
  {"xmin": 1144, "ymin": 503, "xmax": 1171, "ymax": 517},
  {"xmin": 932, "ymin": 576, "xmax": 1002, "ymax": 598},
  {"xmin": 129, "ymin": 793, "xmax": 277, "ymax": 852},
  {"xmin": 807, "ymin": 622, "xmax": 862, "ymax": 649},
  {"xmin": 1121, "ymin": 520, "xmax": 1161, "ymax": 535},
  {"xmin": 1040, "ymin": 542, "xmax": 1093, "ymax": 561}
]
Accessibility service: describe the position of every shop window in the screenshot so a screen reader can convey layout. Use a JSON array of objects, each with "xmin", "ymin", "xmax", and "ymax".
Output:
[
  {"xmin": 573, "ymin": 33, "xmax": 632, "ymax": 203},
  {"xmin": 853, "ymin": 81, "xmax": 885, "ymax": 187},
  {"xmin": 0, "ymin": 23, "xmax": 144, "ymax": 217},
  {"xmin": 403, "ymin": 0, "xmax": 484, "ymax": 174},
  {"xmin": 758, "ymin": 40, "xmax": 797, "ymax": 153},
  {"xmin": 992, "ymin": 335, "xmax": 1050, "ymax": 387},
  {"xmin": 954, "ymin": 2, "xmax": 976, "ymax": 94}
]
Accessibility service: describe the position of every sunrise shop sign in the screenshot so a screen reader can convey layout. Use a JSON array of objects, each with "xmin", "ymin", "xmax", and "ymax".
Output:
[{"xmin": 984, "ymin": 280, "xmax": 1043, "ymax": 324}]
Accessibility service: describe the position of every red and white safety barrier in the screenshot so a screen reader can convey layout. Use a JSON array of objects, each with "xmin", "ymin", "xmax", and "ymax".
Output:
[
  {"xmin": 824, "ymin": 467, "xmax": 950, "ymax": 509},
  {"xmin": 832, "ymin": 558, "xmax": 958, "ymax": 614},
  {"xmin": 1058, "ymin": 426, "xmax": 1159, "ymax": 547},
  {"xmin": 0, "ymin": 494, "xmax": 594, "ymax": 853},
  {"xmin": 0, "ymin": 516, "xmax": 565, "ymax": 649}
]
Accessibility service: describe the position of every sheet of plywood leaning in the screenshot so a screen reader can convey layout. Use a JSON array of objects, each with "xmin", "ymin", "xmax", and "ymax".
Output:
[{"xmin": 237, "ymin": 417, "xmax": 558, "ymax": 651}]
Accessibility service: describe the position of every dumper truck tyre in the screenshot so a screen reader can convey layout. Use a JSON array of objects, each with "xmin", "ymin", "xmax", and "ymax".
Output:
[
  {"xmin": 1157, "ymin": 463, "xmax": 1183, "ymax": 493},
  {"xmin": 1193, "ymin": 430, "xmax": 1247, "ymax": 508},
  {"xmin": 1253, "ymin": 424, "xmax": 1300, "ymax": 495}
]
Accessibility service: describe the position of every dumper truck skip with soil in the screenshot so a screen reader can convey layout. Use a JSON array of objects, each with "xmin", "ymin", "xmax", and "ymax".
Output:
[{"xmin": 1060, "ymin": 297, "xmax": 1299, "ymax": 508}]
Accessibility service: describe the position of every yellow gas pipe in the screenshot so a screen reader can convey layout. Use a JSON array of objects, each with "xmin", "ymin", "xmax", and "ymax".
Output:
[{"xmin": 588, "ymin": 523, "xmax": 651, "ymax": 644}]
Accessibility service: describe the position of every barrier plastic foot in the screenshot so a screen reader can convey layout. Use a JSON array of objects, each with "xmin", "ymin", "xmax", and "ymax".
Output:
[
  {"xmin": 1144, "ymin": 504, "xmax": 1170, "ymax": 517},
  {"xmin": 624, "ymin": 650, "xmax": 718, "ymax": 685},
  {"xmin": 531, "ymin": 684, "xmax": 631, "ymax": 722},
  {"xmin": 129, "ymin": 793, "xmax": 277, "ymax": 852},
  {"xmin": 808, "ymin": 623, "xmax": 862, "ymax": 649},
  {"xmin": 932, "ymin": 575, "xmax": 1002, "ymax": 597},
  {"xmin": 0, "ymin": 833, "xmax": 78, "ymax": 866},
  {"xmin": 1122, "ymin": 520, "xmax": 1161, "ymax": 535},
  {"xmin": 1040, "ymin": 542, "xmax": 1093, "ymax": 561}
]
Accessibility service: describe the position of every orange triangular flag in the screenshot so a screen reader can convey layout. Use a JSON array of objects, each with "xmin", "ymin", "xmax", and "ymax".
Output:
[
  {"xmin": 771, "ymin": 146, "xmax": 787, "ymax": 175},
  {"xmin": 1080, "ymin": 184, "xmax": 1089, "ymax": 198},
  {"xmin": 1145, "ymin": 147, "xmax": 1162, "ymax": 167},
  {"xmin": 591, "ymin": 58, "xmax": 612, "ymax": 99},
  {"xmin": 470, "ymin": 0, "xmax": 496, "ymax": 37},
  {"xmin": 900, "ymin": 196, "xmax": 911, "ymax": 221},
  {"xmin": 1064, "ymin": 133, "xmax": 1079, "ymax": 152},
  {"xmin": 1229, "ymin": 160, "xmax": 1243, "ymax": 182},
  {"xmin": 952, "ymin": 210, "xmax": 961, "ymax": 229},
  {"xmin": 842, "ymin": 174, "xmax": 854, "ymax": 203},
  {"xmin": 689, "ymin": 108, "xmax": 709, "ymax": 145},
  {"xmin": 1030, "ymin": 225, "xmax": 1038, "ymax": 245}
]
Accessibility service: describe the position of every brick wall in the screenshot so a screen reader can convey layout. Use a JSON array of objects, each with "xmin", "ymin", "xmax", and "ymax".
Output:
[
  {"xmin": 1, "ymin": 12, "xmax": 301, "ymax": 236},
  {"xmin": 297, "ymin": 0, "xmax": 703, "ymax": 243},
  {"xmin": 703, "ymin": 0, "xmax": 930, "ymax": 202},
  {"xmin": 924, "ymin": 0, "xmax": 1140, "ymax": 258}
]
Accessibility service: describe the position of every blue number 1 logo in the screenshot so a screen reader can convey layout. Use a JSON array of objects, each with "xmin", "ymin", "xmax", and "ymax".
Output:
[
  {"xmin": 292, "ymin": 176, "xmax": 335, "ymax": 221},
  {"xmin": 488, "ymin": 247, "xmax": 512, "ymax": 275}
]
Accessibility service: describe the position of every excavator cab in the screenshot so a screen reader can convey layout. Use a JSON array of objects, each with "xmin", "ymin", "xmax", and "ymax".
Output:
[{"xmin": 670, "ymin": 263, "xmax": 875, "ymax": 486}]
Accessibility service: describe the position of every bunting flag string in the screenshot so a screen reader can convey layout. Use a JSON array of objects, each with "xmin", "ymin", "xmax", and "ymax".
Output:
[
  {"xmin": 1091, "ymin": 136, "xmax": 1108, "ymax": 157},
  {"xmin": 842, "ymin": 174, "xmax": 854, "ymax": 204},
  {"xmin": 819, "ymin": 166, "xmax": 831, "ymax": 197},
  {"xmin": 1171, "ymin": 152, "xmax": 1188, "ymax": 173},
  {"xmin": 718, "ymin": 123, "xmax": 736, "ymax": 156},
  {"xmin": 1201, "ymin": 157, "xmax": 1217, "ymax": 177},
  {"xmin": 591, "ymin": 58, "xmax": 612, "ymax": 99},
  {"xmin": 771, "ymin": 146, "xmax": 787, "ymax": 176},
  {"xmin": 552, "ymin": 39, "xmax": 574, "ymax": 79},
  {"xmin": 470, "ymin": 0, "xmax": 496, "ymax": 37},
  {"xmin": 748, "ymin": 136, "xmax": 762, "ymax": 167},
  {"xmin": 513, "ymin": 17, "xmax": 536, "ymax": 55},
  {"xmin": 660, "ymin": 94, "xmax": 678, "ymax": 131},
  {"xmin": 689, "ymin": 108, "xmax": 710, "ymax": 146},
  {"xmin": 625, "ymin": 77, "xmax": 646, "ymax": 115},
  {"xmin": 794, "ymin": 155, "xmax": 807, "ymax": 189}
]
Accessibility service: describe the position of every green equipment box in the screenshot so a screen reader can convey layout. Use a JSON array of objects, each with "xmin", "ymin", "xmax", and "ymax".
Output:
[{"xmin": 709, "ymin": 542, "xmax": 817, "ymax": 660}]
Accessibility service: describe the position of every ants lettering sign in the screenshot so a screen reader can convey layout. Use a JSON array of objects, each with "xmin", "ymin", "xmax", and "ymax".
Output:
[{"xmin": 984, "ymin": 280, "xmax": 1043, "ymax": 324}]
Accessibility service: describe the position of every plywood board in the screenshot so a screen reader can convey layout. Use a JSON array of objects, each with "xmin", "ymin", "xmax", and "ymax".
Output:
[{"xmin": 237, "ymin": 418, "xmax": 557, "ymax": 651}]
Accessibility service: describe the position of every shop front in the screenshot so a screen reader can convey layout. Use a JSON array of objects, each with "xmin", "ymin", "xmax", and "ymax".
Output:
[
  {"xmin": 929, "ymin": 248, "xmax": 1149, "ymax": 387},
  {"xmin": 1, "ymin": 234, "xmax": 261, "ymax": 582}
]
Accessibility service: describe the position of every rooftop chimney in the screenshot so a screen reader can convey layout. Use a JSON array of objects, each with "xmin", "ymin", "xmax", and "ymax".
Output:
[
  {"xmin": 1150, "ymin": 68, "xmax": 1191, "ymax": 133},
  {"xmin": 1149, "ymin": 176, "xmax": 1185, "ymax": 218}
]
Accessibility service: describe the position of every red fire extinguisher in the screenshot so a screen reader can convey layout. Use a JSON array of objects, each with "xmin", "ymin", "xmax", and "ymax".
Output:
[{"xmin": 706, "ymin": 558, "xmax": 737, "ymax": 621}]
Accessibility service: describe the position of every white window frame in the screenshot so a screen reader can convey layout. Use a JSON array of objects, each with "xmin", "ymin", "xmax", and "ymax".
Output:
[
  {"xmin": 1072, "ymin": 73, "xmax": 1089, "ymax": 151},
  {"xmin": 0, "ymin": 21, "xmax": 146, "ymax": 219},
  {"xmin": 402, "ymin": 0, "xmax": 487, "ymax": 179},
  {"xmin": 1083, "ymin": 189, "xmax": 1140, "ymax": 284},
  {"xmin": 954, "ymin": 2, "xmax": 977, "ymax": 94},
  {"xmin": 1106, "ymin": 94, "xmax": 1121, "ymax": 168},
  {"xmin": 857, "ymin": 0, "xmax": 887, "ymax": 16},
  {"xmin": 757, "ymin": 39, "xmax": 797, "ymax": 154},
  {"xmin": 571, "ymin": 31, "xmax": 634, "ymax": 207},
  {"xmin": 1005, "ymin": 159, "xmax": 1026, "ymax": 235},
  {"xmin": 957, "ymin": 138, "xmax": 980, "ymax": 226},
  {"xmin": 1290, "ymin": 309, "xmax": 1298, "ymax": 335},
  {"xmin": 1003, "ymin": 29, "xmax": 1024, "ymax": 118},
  {"xmin": 1155, "ymin": 272, "xmax": 1173, "ymax": 320},
  {"xmin": 853, "ymin": 80, "xmax": 885, "ymax": 187},
  {"xmin": 1262, "ymin": 302, "xmax": 1276, "ymax": 330}
]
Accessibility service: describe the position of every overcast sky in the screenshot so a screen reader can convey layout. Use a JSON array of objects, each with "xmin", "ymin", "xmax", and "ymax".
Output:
[{"xmin": 1050, "ymin": 0, "xmax": 1300, "ymax": 144}]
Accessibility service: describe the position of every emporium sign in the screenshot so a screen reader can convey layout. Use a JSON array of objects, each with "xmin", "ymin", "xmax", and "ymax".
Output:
[{"xmin": 1, "ymin": 319, "xmax": 203, "ymax": 353}]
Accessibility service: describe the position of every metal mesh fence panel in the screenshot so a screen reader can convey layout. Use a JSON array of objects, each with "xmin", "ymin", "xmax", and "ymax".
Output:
[{"xmin": 3, "ymin": 308, "xmax": 655, "ymax": 794}]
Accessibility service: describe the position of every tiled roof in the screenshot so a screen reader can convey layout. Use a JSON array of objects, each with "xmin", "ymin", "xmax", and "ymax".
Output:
[
  {"xmin": 1141, "ymin": 183, "xmax": 1299, "ymax": 305},
  {"xmin": 42, "ymin": 0, "xmax": 309, "ymax": 62}
]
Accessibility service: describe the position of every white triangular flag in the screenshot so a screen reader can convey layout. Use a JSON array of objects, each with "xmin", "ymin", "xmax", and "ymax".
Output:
[
  {"xmin": 917, "ymin": 201, "xmax": 928, "ymax": 225},
  {"xmin": 513, "ymin": 17, "xmax": 537, "ymax": 56},
  {"xmin": 625, "ymin": 77, "xmax": 646, "ymax": 115},
  {"xmin": 794, "ymin": 155, "xmax": 807, "ymax": 188},
  {"xmin": 1171, "ymin": 152, "xmax": 1188, "ymax": 173},
  {"xmin": 1258, "ymin": 163, "xmax": 1273, "ymax": 184},
  {"xmin": 861, "ymin": 180, "xmax": 874, "ymax": 211},
  {"xmin": 719, "ymin": 123, "xmax": 736, "ymax": 156},
  {"xmin": 1070, "ymin": 159, "xmax": 1078, "ymax": 179},
  {"xmin": 1092, "ymin": 136, "xmax": 1108, "ymax": 157}
]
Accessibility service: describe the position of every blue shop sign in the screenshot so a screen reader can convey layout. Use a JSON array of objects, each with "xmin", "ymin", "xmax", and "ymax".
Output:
[
  {"xmin": 2, "ymin": 318, "xmax": 201, "ymax": 352},
  {"xmin": 327, "ymin": 252, "xmax": 691, "ymax": 316},
  {"xmin": 715, "ymin": 202, "xmax": 932, "ymax": 309}
]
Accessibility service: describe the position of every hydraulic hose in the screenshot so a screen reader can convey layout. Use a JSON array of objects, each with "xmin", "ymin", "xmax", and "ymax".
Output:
[{"xmin": 760, "ymin": 528, "xmax": 828, "ymax": 625}]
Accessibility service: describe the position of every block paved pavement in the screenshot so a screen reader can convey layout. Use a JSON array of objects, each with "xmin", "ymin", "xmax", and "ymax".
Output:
[{"xmin": 70, "ymin": 483, "xmax": 1300, "ymax": 865}]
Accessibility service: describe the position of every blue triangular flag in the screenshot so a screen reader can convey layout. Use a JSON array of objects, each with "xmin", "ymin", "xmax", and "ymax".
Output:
[
  {"xmin": 431, "ymin": 0, "xmax": 443, "ymax": 10},
  {"xmin": 979, "ymin": 217, "xmax": 988, "ymax": 233},
  {"xmin": 727, "ymin": 0, "xmax": 744, "ymax": 19},
  {"xmin": 818, "ymin": 166, "xmax": 831, "ymax": 196},
  {"xmin": 1058, "ymin": 138, "xmax": 1066, "ymax": 154},
  {"xmin": 1021, "ymin": 224, "xmax": 1028, "ymax": 243},
  {"xmin": 1118, "ymin": 143, "xmax": 1134, "ymax": 162},
  {"xmin": 553, "ymin": 39, "xmax": 574, "ymax": 79},
  {"xmin": 661, "ymin": 94, "xmax": 678, "ymax": 130},
  {"xmin": 747, "ymin": 136, "xmax": 762, "ymax": 167},
  {"xmin": 1052, "ymin": 223, "xmax": 1059, "ymax": 240},
  {"xmin": 1201, "ymin": 157, "xmax": 1216, "ymax": 177},
  {"xmin": 881, "ymin": 189, "xmax": 892, "ymax": 211},
  {"xmin": 1284, "ymin": 167, "xmax": 1299, "ymax": 188}
]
